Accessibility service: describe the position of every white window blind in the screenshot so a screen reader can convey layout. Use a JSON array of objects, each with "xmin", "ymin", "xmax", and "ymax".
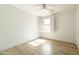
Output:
[
  {"xmin": 42, "ymin": 15, "xmax": 54, "ymax": 32},
  {"xmin": 42, "ymin": 16, "xmax": 50, "ymax": 32}
]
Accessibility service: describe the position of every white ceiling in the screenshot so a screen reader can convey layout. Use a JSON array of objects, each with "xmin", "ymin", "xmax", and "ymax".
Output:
[{"xmin": 11, "ymin": 4, "xmax": 76, "ymax": 16}]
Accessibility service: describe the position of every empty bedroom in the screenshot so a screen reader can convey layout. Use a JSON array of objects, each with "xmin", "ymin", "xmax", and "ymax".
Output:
[{"xmin": 0, "ymin": 4, "xmax": 79, "ymax": 55}]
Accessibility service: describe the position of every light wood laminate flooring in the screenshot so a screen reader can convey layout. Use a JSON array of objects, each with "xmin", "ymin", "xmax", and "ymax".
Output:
[{"xmin": 0, "ymin": 38, "xmax": 79, "ymax": 55}]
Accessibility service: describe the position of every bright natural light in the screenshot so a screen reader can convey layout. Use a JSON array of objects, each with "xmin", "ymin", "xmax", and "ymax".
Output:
[
  {"xmin": 42, "ymin": 17, "xmax": 51, "ymax": 32},
  {"xmin": 44, "ymin": 18, "xmax": 50, "ymax": 24},
  {"xmin": 41, "ymin": 44, "xmax": 52, "ymax": 55},
  {"xmin": 28, "ymin": 39, "xmax": 46, "ymax": 46},
  {"xmin": 43, "ymin": 25, "xmax": 50, "ymax": 32}
]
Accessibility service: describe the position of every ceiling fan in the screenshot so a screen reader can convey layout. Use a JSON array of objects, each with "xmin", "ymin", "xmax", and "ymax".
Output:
[
  {"xmin": 33, "ymin": 4, "xmax": 56, "ymax": 16},
  {"xmin": 42, "ymin": 4, "xmax": 46, "ymax": 9},
  {"xmin": 35, "ymin": 4, "xmax": 54, "ymax": 11}
]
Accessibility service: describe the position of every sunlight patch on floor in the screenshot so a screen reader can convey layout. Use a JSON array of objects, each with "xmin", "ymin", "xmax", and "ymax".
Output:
[
  {"xmin": 41, "ymin": 43, "xmax": 52, "ymax": 55},
  {"xmin": 28, "ymin": 39, "xmax": 46, "ymax": 46}
]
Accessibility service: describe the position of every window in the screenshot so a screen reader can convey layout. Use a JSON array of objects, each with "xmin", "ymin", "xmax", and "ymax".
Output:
[{"xmin": 42, "ymin": 16, "xmax": 51, "ymax": 32}]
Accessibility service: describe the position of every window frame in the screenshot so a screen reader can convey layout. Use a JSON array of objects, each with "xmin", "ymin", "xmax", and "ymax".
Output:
[{"xmin": 42, "ymin": 16, "xmax": 51, "ymax": 32}]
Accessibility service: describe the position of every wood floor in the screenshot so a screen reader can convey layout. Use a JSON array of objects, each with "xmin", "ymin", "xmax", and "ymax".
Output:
[{"xmin": 0, "ymin": 38, "xmax": 79, "ymax": 55}]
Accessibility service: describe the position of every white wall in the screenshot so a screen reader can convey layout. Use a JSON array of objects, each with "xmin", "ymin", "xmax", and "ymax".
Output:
[
  {"xmin": 75, "ymin": 5, "xmax": 79, "ymax": 48},
  {"xmin": 0, "ymin": 5, "xmax": 39, "ymax": 51},
  {"xmin": 39, "ymin": 5, "xmax": 76, "ymax": 43}
]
